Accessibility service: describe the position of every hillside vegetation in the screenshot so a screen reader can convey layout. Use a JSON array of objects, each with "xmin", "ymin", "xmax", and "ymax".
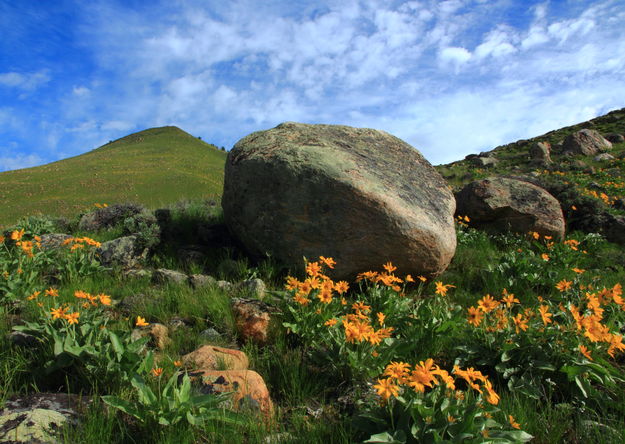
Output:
[{"xmin": 0, "ymin": 126, "xmax": 226, "ymax": 227}]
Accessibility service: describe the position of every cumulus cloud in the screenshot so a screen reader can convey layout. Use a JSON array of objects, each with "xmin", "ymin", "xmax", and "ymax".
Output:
[{"xmin": 0, "ymin": 70, "xmax": 50, "ymax": 91}]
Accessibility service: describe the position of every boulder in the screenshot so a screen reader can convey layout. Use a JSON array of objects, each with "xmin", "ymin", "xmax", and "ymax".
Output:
[
  {"xmin": 594, "ymin": 153, "xmax": 615, "ymax": 162},
  {"xmin": 602, "ymin": 214, "xmax": 625, "ymax": 245},
  {"xmin": 231, "ymin": 298, "xmax": 278, "ymax": 345},
  {"xmin": 39, "ymin": 234, "xmax": 73, "ymax": 251},
  {"xmin": 604, "ymin": 133, "xmax": 625, "ymax": 144},
  {"xmin": 236, "ymin": 278, "xmax": 267, "ymax": 299},
  {"xmin": 455, "ymin": 177, "xmax": 565, "ymax": 239},
  {"xmin": 529, "ymin": 141, "xmax": 552, "ymax": 165},
  {"xmin": 471, "ymin": 156, "xmax": 499, "ymax": 168},
  {"xmin": 131, "ymin": 323, "xmax": 171, "ymax": 350},
  {"xmin": 562, "ymin": 129, "xmax": 612, "ymax": 156},
  {"xmin": 188, "ymin": 274, "xmax": 217, "ymax": 289},
  {"xmin": 181, "ymin": 345, "xmax": 249, "ymax": 370},
  {"xmin": 97, "ymin": 236, "xmax": 147, "ymax": 268},
  {"xmin": 78, "ymin": 203, "xmax": 145, "ymax": 232},
  {"xmin": 152, "ymin": 268, "xmax": 188, "ymax": 285},
  {"xmin": 191, "ymin": 369, "xmax": 273, "ymax": 418},
  {"xmin": 222, "ymin": 122, "xmax": 456, "ymax": 279}
]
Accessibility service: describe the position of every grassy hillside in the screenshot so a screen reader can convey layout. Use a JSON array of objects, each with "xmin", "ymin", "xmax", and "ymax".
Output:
[
  {"xmin": 436, "ymin": 107, "xmax": 625, "ymax": 190},
  {"xmin": 0, "ymin": 126, "xmax": 226, "ymax": 227}
]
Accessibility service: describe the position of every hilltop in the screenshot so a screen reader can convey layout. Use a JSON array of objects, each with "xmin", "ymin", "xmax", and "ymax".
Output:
[{"xmin": 0, "ymin": 126, "xmax": 227, "ymax": 227}]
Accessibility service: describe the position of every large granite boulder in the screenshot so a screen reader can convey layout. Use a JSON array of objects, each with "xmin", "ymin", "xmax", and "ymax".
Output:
[
  {"xmin": 222, "ymin": 122, "xmax": 456, "ymax": 279},
  {"xmin": 562, "ymin": 129, "xmax": 612, "ymax": 156},
  {"xmin": 455, "ymin": 177, "xmax": 565, "ymax": 239},
  {"xmin": 529, "ymin": 141, "xmax": 552, "ymax": 166}
]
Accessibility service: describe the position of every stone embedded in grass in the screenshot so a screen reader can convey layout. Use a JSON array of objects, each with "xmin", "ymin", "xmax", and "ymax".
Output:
[
  {"xmin": 191, "ymin": 369, "xmax": 273, "ymax": 419},
  {"xmin": 152, "ymin": 268, "xmax": 188, "ymax": 285},
  {"xmin": 235, "ymin": 278, "xmax": 266, "ymax": 299},
  {"xmin": 222, "ymin": 122, "xmax": 457, "ymax": 280},
  {"xmin": 231, "ymin": 298, "xmax": 279, "ymax": 345},
  {"xmin": 455, "ymin": 176, "xmax": 566, "ymax": 240},
  {"xmin": 562, "ymin": 129, "xmax": 612, "ymax": 156},
  {"xmin": 188, "ymin": 273, "xmax": 217, "ymax": 289},
  {"xmin": 97, "ymin": 235, "xmax": 147, "ymax": 268},
  {"xmin": 181, "ymin": 345, "xmax": 249, "ymax": 370},
  {"xmin": 130, "ymin": 323, "xmax": 171, "ymax": 350},
  {"xmin": 38, "ymin": 233, "xmax": 73, "ymax": 251}
]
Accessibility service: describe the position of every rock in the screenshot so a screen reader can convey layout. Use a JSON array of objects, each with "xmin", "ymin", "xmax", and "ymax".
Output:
[
  {"xmin": 0, "ymin": 393, "xmax": 90, "ymax": 444},
  {"xmin": 236, "ymin": 278, "xmax": 266, "ymax": 299},
  {"xmin": 117, "ymin": 293, "xmax": 154, "ymax": 313},
  {"xmin": 123, "ymin": 269, "xmax": 153, "ymax": 280},
  {"xmin": 169, "ymin": 316, "xmax": 193, "ymax": 330},
  {"xmin": 471, "ymin": 156, "xmax": 499, "ymax": 168},
  {"xmin": 191, "ymin": 369, "xmax": 273, "ymax": 418},
  {"xmin": 563, "ymin": 129, "xmax": 612, "ymax": 156},
  {"xmin": 604, "ymin": 133, "xmax": 625, "ymax": 144},
  {"xmin": 455, "ymin": 177, "xmax": 566, "ymax": 240},
  {"xmin": 97, "ymin": 236, "xmax": 147, "ymax": 268},
  {"xmin": 131, "ymin": 323, "xmax": 171, "ymax": 350},
  {"xmin": 9, "ymin": 331, "xmax": 39, "ymax": 348},
  {"xmin": 602, "ymin": 214, "xmax": 625, "ymax": 245},
  {"xmin": 594, "ymin": 153, "xmax": 615, "ymax": 162},
  {"xmin": 222, "ymin": 122, "xmax": 456, "ymax": 280},
  {"xmin": 78, "ymin": 203, "xmax": 145, "ymax": 232},
  {"xmin": 189, "ymin": 274, "xmax": 217, "ymax": 289},
  {"xmin": 182, "ymin": 345, "xmax": 249, "ymax": 370},
  {"xmin": 529, "ymin": 141, "xmax": 552, "ymax": 165},
  {"xmin": 199, "ymin": 328, "xmax": 222, "ymax": 341},
  {"xmin": 231, "ymin": 298, "xmax": 278, "ymax": 345},
  {"xmin": 216, "ymin": 280, "xmax": 234, "ymax": 292},
  {"xmin": 39, "ymin": 234, "xmax": 73, "ymax": 251},
  {"xmin": 152, "ymin": 268, "xmax": 188, "ymax": 285}
]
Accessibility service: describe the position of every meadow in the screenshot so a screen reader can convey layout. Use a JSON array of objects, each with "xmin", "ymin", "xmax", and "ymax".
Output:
[{"xmin": 1, "ymin": 200, "xmax": 624, "ymax": 443}]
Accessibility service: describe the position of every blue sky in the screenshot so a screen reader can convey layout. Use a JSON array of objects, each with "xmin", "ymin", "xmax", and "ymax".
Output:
[{"xmin": 1, "ymin": 0, "xmax": 624, "ymax": 172}]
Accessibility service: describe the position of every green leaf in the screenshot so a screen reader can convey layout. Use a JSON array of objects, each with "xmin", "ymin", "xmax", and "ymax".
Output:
[
  {"xmin": 109, "ymin": 331, "xmax": 124, "ymax": 357},
  {"xmin": 364, "ymin": 431, "xmax": 407, "ymax": 443},
  {"xmin": 101, "ymin": 395, "xmax": 142, "ymax": 420}
]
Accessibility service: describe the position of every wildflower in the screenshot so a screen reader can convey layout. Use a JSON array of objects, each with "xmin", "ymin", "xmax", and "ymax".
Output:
[
  {"xmin": 509, "ymin": 415, "xmax": 521, "ymax": 429},
  {"xmin": 539, "ymin": 305, "xmax": 553, "ymax": 325},
  {"xmin": 541, "ymin": 253, "xmax": 550, "ymax": 261},
  {"xmin": 307, "ymin": 276, "xmax": 321, "ymax": 289},
  {"xmin": 340, "ymin": 297, "xmax": 347, "ymax": 306},
  {"xmin": 151, "ymin": 367, "xmax": 164, "ymax": 377},
  {"xmin": 317, "ymin": 289, "xmax": 332, "ymax": 304},
  {"xmin": 357, "ymin": 270, "xmax": 378, "ymax": 282},
  {"xmin": 501, "ymin": 289, "xmax": 519, "ymax": 307},
  {"xmin": 418, "ymin": 275, "xmax": 427, "ymax": 282},
  {"xmin": 98, "ymin": 293, "xmax": 112, "ymax": 306},
  {"xmin": 294, "ymin": 294, "xmax": 310, "ymax": 305},
  {"xmin": 483, "ymin": 379, "xmax": 500, "ymax": 405},
  {"xmin": 383, "ymin": 361, "xmax": 411, "ymax": 381},
  {"xmin": 607, "ymin": 334, "xmax": 625, "ymax": 358},
  {"xmin": 50, "ymin": 307, "xmax": 67, "ymax": 319},
  {"xmin": 477, "ymin": 294, "xmax": 499, "ymax": 313},
  {"xmin": 306, "ymin": 261, "xmax": 322, "ymax": 277},
  {"xmin": 572, "ymin": 268, "xmax": 585, "ymax": 274},
  {"xmin": 65, "ymin": 312, "xmax": 80, "ymax": 325},
  {"xmin": 334, "ymin": 281, "xmax": 349, "ymax": 294},
  {"xmin": 173, "ymin": 360, "xmax": 182, "ymax": 367},
  {"xmin": 27, "ymin": 291, "xmax": 41, "ymax": 300},
  {"xmin": 556, "ymin": 279, "xmax": 573, "ymax": 292},
  {"xmin": 513, "ymin": 313, "xmax": 528, "ymax": 333},
  {"xmin": 564, "ymin": 239, "xmax": 579, "ymax": 251},
  {"xmin": 571, "ymin": 205, "xmax": 577, "ymax": 211},
  {"xmin": 407, "ymin": 359, "xmax": 437, "ymax": 393},
  {"xmin": 352, "ymin": 301, "xmax": 370, "ymax": 313},
  {"xmin": 373, "ymin": 378, "xmax": 399, "ymax": 401},
  {"xmin": 318, "ymin": 256, "xmax": 336, "ymax": 269},
  {"xmin": 284, "ymin": 276, "xmax": 299, "ymax": 291},
  {"xmin": 434, "ymin": 281, "xmax": 455, "ymax": 296},
  {"xmin": 377, "ymin": 312, "xmax": 386, "ymax": 326},
  {"xmin": 383, "ymin": 261, "xmax": 397, "ymax": 273},
  {"xmin": 579, "ymin": 345, "xmax": 593, "ymax": 361},
  {"xmin": 324, "ymin": 318, "xmax": 337, "ymax": 327},
  {"xmin": 136, "ymin": 316, "xmax": 149, "ymax": 327},
  {"xmin": 74, "ymin": 290, "xmax": 89, "ymax": 299},
  {"xmin": 447, "ymin": 415, "xmax": 456, "ymax": 423},
  {"xmin": 10, "ymin": 229, "xmax": 24, "ymax": 241},
  {"xmin": 367, "ymin": 330, "xmax": 383, "ymax": 345},
  {"xmin": 467, "ymin": 306, "xmax": 484, "ymax": 327},
  {"xmin": 530, "ymin": 231, "xmax": 540, "ymax": 240},
  {"xmin": 45, "ymin": 288, "xmax": 58, "ymax": 297},
  {"xmin": 0, "ymin": 235, "xmax": 4, "ymax": 243},
  {"xmin": 405, "ymin": 274, "xmax": 414, "ymax": 283}
]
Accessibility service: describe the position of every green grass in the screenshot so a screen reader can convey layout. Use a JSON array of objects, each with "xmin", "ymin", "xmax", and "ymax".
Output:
[{"xmin": 0, "ymin": 126, "xmax": 226, "ymax": 228}]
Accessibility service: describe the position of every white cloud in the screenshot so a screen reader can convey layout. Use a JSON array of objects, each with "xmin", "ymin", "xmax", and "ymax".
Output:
[
  {"xmin": 439, "ymin": 46, "xmax": 472, "ymax": 69},
  {"xmin": 0, "ymin": 153, "xmax": 43, "ymax": 172},
  {"xmin": 0, "ymin": 70, "xmax": 50, "ymax": 91}
]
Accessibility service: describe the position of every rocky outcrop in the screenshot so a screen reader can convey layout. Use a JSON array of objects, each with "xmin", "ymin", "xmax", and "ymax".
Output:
[
  {"xmin": 605, "ymin": 133, "xmax": 624, "ymax": 144},
  {"xmin": 222, "ymin": 122, "xmax": 456, "ymax": 280},
  {"xmin": 529, "ymin": 141, "xmax": 552, "ymax": 165},
  {"xmin": 455, "ymin": 177, "xmax": 565, "ymax": 239},
  {"xmin": 97, "ymin": 235, "xmax": 147, "ymax": 268},
  {"xmin": 562, "ymin": 129, "xmax": 612, "ymax": 156}
]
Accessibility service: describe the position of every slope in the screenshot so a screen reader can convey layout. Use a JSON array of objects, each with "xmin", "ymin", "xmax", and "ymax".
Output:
[{"xmin": 0, "ymin": 126, "xmax": 227, "ymax": 227}]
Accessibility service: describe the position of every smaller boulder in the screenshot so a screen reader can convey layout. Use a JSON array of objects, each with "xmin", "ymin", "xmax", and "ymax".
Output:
[
  {"xmin": 182, "ymin": 345, "xmax": 249, "ymax": 370},
  {"xmin": 97, "ymin": 236, "xmax": 147, "ymax": 268},
  {"xmin": 236, "ymin": 278, "xmax": 267, "ymax": 299},
  {"xmin": 604, "ymin": 133, "xmax": 625, "ymax": 144},
  {"xmin": 594, "ymin": 153, "xmax": 615, "ymax": 162},
  {"xmin": 602, "ymin": 214, "xmax": 625, "ymax": 245},
  {"xmin": 152, "ymin": 268, "xmax": 188, "ymax": 285},
  {"xmin": 39, "ymin": 233, "xmax": 73, "ymax": 251},
  {"xmin": 231, "ymin": 298, "xmax": 278, "ymax": 345},
  {"xmin": 192, "ymin": 369, "xmax": 273, "ymax": 418},
  {"xmin": 131, "ymin": 323, "xmax": 171, "ymax": 350},
  {"xmin": 123, "ymin": 269, "xmax": 153, "ymax": 280},
  {"xmin": 78, "ymin": 203, "xmax": 145, "ymax": 232},
  {"xmin": 471, "ymin": 156, "xmax": 499, "ymax": 168},
  {"xmin": 563, "ymin": 129, "xmax": 612, "ymax": 156},
  {"xmin": 529, "ymin": 141, "xmax": 552, "ymax": 165},
  {"xmin": 455, "ymin": 177, "xmax": 565, "ymax": 239},
  {"xmin": 189, "ymin": 274, "xmax": 217, "ymax": 289}
]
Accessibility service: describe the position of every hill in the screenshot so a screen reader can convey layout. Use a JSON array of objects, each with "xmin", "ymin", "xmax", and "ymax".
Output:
[
  {"xmin": 0, "ymin": 126, "xmax": 227, "ymax": 227},
  {"xmin": 436, "ymin": 107, "xmax": 625, "ymax": 190}
]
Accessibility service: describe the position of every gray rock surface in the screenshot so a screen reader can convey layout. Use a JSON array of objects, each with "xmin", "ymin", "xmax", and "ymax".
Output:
[
  {"xmin": 96, "ymin": 236, "xmax": 147, "ymax": 268},
  {"xmin": 222, "ymin": 122, "xmax": 456, "ymax": 279},
  {"xmin": 563, "ymin": 129, "xmax": 612, "ymax": 156}
]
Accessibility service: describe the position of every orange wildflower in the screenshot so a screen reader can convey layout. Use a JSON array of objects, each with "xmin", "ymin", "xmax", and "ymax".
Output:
[
  {"xmin": 306, "ymin": 261, "xmax": 322, "ymax": 277},
  {"xmin": 477, "ymin": 294, "xmax": 499, "ymax": 313},
  {"xmin": 579, "ymin": 345, "xmax": 593, "ymax": 361},
  {"xmin": 434, "ymin": 281, "xmax": 455, "ymax": 296},
  {"xmin": 151, "ymin": 367, "xmax": 164, "ymax": 377},
  {"xmin": 538, "ymin": 305, "xmax": 553, "ymax": 325},
  {"xmin": 65, "ymin": 311, "xmax": 80, "ymax": 325},
  {"xmin": 318, "ymin": 256, "xmax": 336, "ymax": 269},
  {"xmin": 556, "ymin": 279, "xmax": 573, "ymax": 292},
  {"xmin": 509, "ymin": 415, "xmax": 521, "ymax": 429},
  {"xmin": 324, "ymin": 318, "xmax": 337, "ymax": 327},
  {"xmin": 135, "ymin": 316, "xmax": 149, "ymax": 327},
  {"xmin": 467, "ymin": 306, "xmax": 483, "ymax": 327},
  {"xmin": 373, "ymin": 378, "xmax": 399, "ymax": 401},
  {"xmin": 334, "ymin": 281, "xmax": 349, "ymax": 294}
]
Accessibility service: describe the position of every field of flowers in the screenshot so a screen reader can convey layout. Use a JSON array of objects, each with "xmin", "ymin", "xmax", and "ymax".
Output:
[{"xmin": 1, "ymin": 204, "xmax": 625, "ymax": 443}]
